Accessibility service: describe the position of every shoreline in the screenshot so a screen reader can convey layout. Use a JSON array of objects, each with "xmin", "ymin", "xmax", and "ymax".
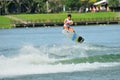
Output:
[
  {"xmin": 14, "ymin": 20, "xmax": 120, "ymax": 28},
  {"xmin": 0, "ymin": 12, "xmax": 120, "ymax": 28}
]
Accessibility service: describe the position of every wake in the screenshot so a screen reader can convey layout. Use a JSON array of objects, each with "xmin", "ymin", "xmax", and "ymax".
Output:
[{"xmin": 0, "ymin": 44, "xmax": 120, "ymax": 77}]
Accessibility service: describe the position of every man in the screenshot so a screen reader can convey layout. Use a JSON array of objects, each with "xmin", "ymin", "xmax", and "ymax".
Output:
[{"xmin": 63, "ymin": 14, "xmax": 75, "ymax": 33}]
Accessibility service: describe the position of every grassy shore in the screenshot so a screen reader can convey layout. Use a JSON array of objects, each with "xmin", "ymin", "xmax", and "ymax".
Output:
[
  {"xmin": 0, "ymin": 16, "xmax": 13, "ymax": 28},
  {"xmin": 13, "ymin": 12, "xmax": 118, "ymax": 22},
  {"xmin": 0, "ymin": 12, "xmax": 120, "ymax": 28}
]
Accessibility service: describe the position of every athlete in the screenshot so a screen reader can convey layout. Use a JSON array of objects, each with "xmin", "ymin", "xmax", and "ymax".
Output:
[{"xmin": 63, "ymin": 14, "xmax": 75, "ymax": 33}]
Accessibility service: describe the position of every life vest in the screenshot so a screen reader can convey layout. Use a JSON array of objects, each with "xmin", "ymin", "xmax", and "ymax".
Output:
[{"xmin": 64, "ymin": 18, "xmax": 73, "ymax": 27}]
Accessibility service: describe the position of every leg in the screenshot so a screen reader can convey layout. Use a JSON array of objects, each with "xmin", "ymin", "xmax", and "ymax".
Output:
[
  {"xmin": 63, "ymin": 26, "xmax": 75, "ymax": 33},
  {"xmin": 69, "ymin": 27, "xmax": 75, "ymax": 33}
]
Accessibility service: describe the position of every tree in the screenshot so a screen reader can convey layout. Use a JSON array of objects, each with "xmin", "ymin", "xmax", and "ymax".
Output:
[
  {"xmin": 89, "ymin": 0, "xmax": 97, "ymax": 3},
  {"xmin": 43, "ymin": 0, "xmax": 63, "ymax": 13},
  {"xmin": 79, "ymin": 0, "xmax": 99, "ymax": 12},
  {"xmin": 6, "ymin": 0, "xmax": 46, "ymax": 14},
  {"xmin": 108, "ymin": 0, "xmax": 119, "ymax": 7},
  {"xmin": 63, "ymin": 0, "xmax": 81, "ymax": 11}
]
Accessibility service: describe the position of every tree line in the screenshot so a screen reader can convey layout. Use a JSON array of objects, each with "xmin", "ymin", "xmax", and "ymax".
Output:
[{"xmin": 0, "ymin": 0, "xmax": 119, "ymax": 15}]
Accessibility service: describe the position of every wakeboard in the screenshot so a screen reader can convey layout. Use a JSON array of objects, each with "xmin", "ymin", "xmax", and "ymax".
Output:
[{"xmin": 62, "ymin": 29, "xmax": 84, "ymax": 43}]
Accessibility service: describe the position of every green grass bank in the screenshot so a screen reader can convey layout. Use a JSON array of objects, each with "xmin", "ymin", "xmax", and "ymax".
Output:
[
  {"xmin": 13, "ymin": 12, "xmax": 118, "ymax": 22},
  {"xmin": 0, "ymin": 12, "xmax": 120, "ymax": 28},
  {"xmin": 0, "ymin": 16, "xmax": 13, "ymax": 28}
]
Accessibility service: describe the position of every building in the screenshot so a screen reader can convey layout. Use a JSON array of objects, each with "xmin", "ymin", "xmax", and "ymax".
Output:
[{"xmin": 93, "ymin": 0, "xmax": 120, "ymax": 12}]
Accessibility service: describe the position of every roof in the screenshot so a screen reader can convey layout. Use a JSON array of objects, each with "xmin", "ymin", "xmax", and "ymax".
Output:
[{"xmin": 94, "ymin": 0, "xmax": 108, "ymax": 5}]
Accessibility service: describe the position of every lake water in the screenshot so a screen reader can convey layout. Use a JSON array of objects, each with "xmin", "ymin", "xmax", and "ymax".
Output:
[{"xmin": 0, "ymin": 25, "xmax": 120, "ymax": 80}]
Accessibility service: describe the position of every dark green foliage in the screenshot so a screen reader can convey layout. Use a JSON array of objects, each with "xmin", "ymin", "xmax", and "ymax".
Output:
[
  {"xmin": 63, "ymin": 0, "xmax": 81, "ymax": 10},
  {"xmin": 108, "ymin": 0, "xmax": 119, "ymax": 7},
  {"xmin": 0, "ymin": 0, "xmax": 119, "ymax": 15}
]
